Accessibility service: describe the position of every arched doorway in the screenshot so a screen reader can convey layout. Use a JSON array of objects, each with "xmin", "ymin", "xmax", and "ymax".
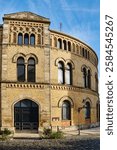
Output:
[{"xmin": 14, "ymin": 99, "xmax": 39, "ymax": 131}]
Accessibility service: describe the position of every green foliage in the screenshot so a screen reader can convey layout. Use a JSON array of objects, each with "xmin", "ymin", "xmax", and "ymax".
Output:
[
  {"xmin": 0, "ymin": 128, "xmax": 12, "ymax": 140},
  {"xmin": 43, "ymin": 128, "xmax": 64, "ymax": 139},
  {"xmin": 50, "ymin": 131, "xmax": 63, "ymax": 139}
]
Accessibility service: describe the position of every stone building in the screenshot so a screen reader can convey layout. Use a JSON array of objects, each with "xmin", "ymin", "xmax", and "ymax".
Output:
[{"xmin": 0, "ymin": 12, "xmax": 99, "ymax": 132}]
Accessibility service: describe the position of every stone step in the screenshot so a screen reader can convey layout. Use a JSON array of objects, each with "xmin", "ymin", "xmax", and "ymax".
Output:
[{"xmin": 13, "ymin": 133, "xmax": 40, "ymax": 139}]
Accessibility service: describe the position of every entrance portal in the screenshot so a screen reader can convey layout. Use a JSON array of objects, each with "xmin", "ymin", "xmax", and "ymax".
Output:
[{"xmin": 14, "ymin": 99, "xmax": 38, "ymax": 131}]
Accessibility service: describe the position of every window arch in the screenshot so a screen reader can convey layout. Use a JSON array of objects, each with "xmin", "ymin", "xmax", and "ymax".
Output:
[
  {"xmin": 62, "ymin": 100, "xmax": 71, "ymax": 120},
  {"xmin": 58, "ymin": 61, "xmax": 65, "ymax": 84},
  {"xmin": 54, "ymin": 37, "xmax": 57, "ymax": 47},
  {"xmin": 17, "ymin": 57, "xmax": 25, "ymax": 82},
  {"xmin": 65, "ymin": 63, "xmax": 72, "ymax": 85},
  {"xmin": 24, "ymin": 33, "xmax": 29, "ymax": 45},
  {"xmin": 27, "ymin": 58, "xmax": 35, "ymax": 82},
  {"xmin": 73, "ymin": 43, "xmax": 75, "ymax": 52},
  {"xmin": 63, "ymin": 40, "xmax": 67, "ymax": 50},
  {"xmin": 83, "ymin": 67, "xmax": 87, "ymax": 88},
  {"xmin": 57, "ymin": 38, "xmax": 62, "ymax": 49},
  {"xmin": 85, "ymin": 102, "xmax": 91, "ymax": 119},
  {"xmin": 18, "ymin": 33, "xmax": 23, "ymax": 45},
  {"xmin": 68, "ymin": 41, "xmax": 71, "ymax": 51},
  {"xmin": 95, "ymin": 73, "xmax": 98, "ymax": 92},
  {"xmin": 82, "ymin": 48, "xmax": 85, "ymax": 57},
  {"xmin": 96, "ymin": 102, "xmax": 100, "ymax": 122},
  {"xmin": 87, "ymin": 69, "xmax": 91, "ymax": 88},
  {"xmin": 30, "ymin": 34, "xmax": 35, "ymax": 45}
]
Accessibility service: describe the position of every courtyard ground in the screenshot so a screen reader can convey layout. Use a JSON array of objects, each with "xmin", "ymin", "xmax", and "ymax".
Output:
[{"xmin": 0, "ymin": 127, "xmax": 100, "ymax": 150}]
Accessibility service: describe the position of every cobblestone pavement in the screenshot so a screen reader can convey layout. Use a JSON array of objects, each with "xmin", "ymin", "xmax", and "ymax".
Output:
[{"xmin": 0, "ymin": 135, "xmax": 100, "ymax": 150}]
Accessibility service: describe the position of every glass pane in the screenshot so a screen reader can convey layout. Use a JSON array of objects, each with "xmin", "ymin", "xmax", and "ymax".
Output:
[
  {"xmin": 30, "ymin": 34, "xmax": 35, "ymax": 45},
  {"xmin": 65, "ymin": 70, "xmax": 70, "ymax": 84},
  {"xmin": 17, "ymin": 65, "xmax": 25, "ymax": 81},
  {"xmin": 27, "ymin": 65, "xmax": 35, "ymax": 82},
  {"xmin": 24, "ymin": 34, "xmax": 29, "ymax": 45},
  {"xmin": 15, "ymin": 102, "xmax": 20, "ymax": 107},
  {"xmin": 28, "ymin": 58, "xmax": 35, "ymax": 65},
  {"xmin": 21, "ymin": 100, "xmax": 31, "ymax": 107},
  {"xmin": 58, "ymin": 68, "xmax": 64, "ymax": 84},
  {"xmin": 17, "ymin": 58, "xmax": 24, "ymax": 64},
  {"xmin": 18, "ymin": 33, "xmax": 23, "ymax": 45}
]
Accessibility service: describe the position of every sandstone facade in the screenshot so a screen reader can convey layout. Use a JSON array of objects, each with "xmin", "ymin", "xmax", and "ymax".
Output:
[{"xmin": 0, "ymin": 12, "xmax": 99, "ymax": 132}]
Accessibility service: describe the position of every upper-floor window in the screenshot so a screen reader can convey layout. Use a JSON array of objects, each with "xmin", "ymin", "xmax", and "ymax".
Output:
[
  {"xmin": 65, "ymin": 63, "xmax": 72, "ymax": 85},
  {"xmin": 27, "ymin": 58, "xmax": 35, "ymax": 82},
  {"xmin": 24, "ymin": 33, "xmax": 29, "ymax": 45},
  {"xmin": 82, "ymin": 67, "xmax": 91, "ymax": 89},
  {"xmin": 17, "ymin": 56, "xmax": 36, "ymax": 82},
  {"xmin": 18, "ymin": 33, "xmax": 23, "ymax": 45},
  {"xmin": 30, "ymin": 34, "xmax": 35, "ymax": 45},
  {"xmin": 63, "ymin": 40, "xmax": 67, "ymax": 50},
  {"xmin": 68, "ymin": 41, "xmax": 71, "ymax": 51},
  {"xmin": 58, "ymin": 61, "xmax": 65, "ymax": 84},
  {"xmin": 83, "ymin": 67, "xmax": 87, "ymax": 88},
  {"xmin": 17, "ymin": 57, "xmax": 25, "ymax": 82},
  {"xmin": 57, "ymin": 38, "xmax": 62, "ymax": 49},
  {"xmin": 62, "ymin": 100, "xmax": 71, "ymax": 120},
  {"xmin": 87, "ymin": 70, "xmax": 91, "ymax": 88}
]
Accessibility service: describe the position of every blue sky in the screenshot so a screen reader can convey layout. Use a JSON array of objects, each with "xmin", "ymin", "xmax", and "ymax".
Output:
[{"xmin": 0, "ymin": 0, "xmax": 100, "ymax": 59}]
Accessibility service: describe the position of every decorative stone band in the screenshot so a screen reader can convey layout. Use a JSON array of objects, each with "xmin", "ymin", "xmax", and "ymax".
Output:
[{"xmin": 6, "ymin": 83, "xmax": 98, "ymax": 96}]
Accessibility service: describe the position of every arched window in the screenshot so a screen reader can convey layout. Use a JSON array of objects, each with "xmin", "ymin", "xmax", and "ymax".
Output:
[
  {"xmin": 96, "ymin": 102, "xmax": 100, "ymax": 122},
  {"xmin": 68, "ymin": 41, "xmax": 71, "ymax": 51},
  {"xmin": 83, "ymin": 67, "xmax": 87, "ymax": 88},
  {"xmin": 54, "ymin": 37, "xmax": 57, "ymax": 47},
  {"xmin": 58, "ymin": 61, "xmax": 64, "ymax": 84},
  {"xmin": 65, "ymin": 63, "xmax": 72, "ymax": 85},
  {"xmin": 87, "ymin": 70, "xmax": 91, "ymax": 88},
  {"xmin": 30, "ymin": 34, "xmax": 35, "ymax": 45},
  {"xmin": 73, "ymin": 43, "xmax": 75, "ymax": 52},
  {"xmin": 27, "ymin": 58, "xmax": 35, "ymax": 82},
  {"xmin": 85, "ymin": 102, "xmax": 91, "ymax": 119},
  {"xmin": 17, "ymin": 57, "xmax": 25, "ymax": 82},
  {"xmin": 84, "ymin": 49, "xmax": 87, "ymax": 58},
  {"xmin": 18, "ymin": 33, "xmax": 23, "ymax": 45},
  {"xmin": 24, "ymin": 33, "xmax": 29, "ymax": 45},
  {"xmin": 95, "ymin": 74, "xmax": 98, "ymax": 92},
  {"xmin": 82, "ymin": 48, "xmax": 85, "ymax": 57},
  {"xmin": 57, "ymin": 38, "xmax": 62, "ymax": 49},
  {"xmin": 63, "ymin": 40, "xmax": 67, "ymax": 50},
  {"xmin": 62, "ymin": 100, "xmax": 71, "ymax": 120}
]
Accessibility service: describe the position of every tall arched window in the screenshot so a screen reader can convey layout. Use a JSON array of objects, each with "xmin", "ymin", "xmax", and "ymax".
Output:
[
  {"xmin": 96, "ymin": 102, "xmax": 100, "ymax": 122},
  {"xmin": 24, "ymin": 33, "xmax": 29, "ymax": 45},
  {"xmin": 62, "ymin": 100, "xmax": 71, "ymax": 120},
  {"xmin": 18, "ymin": 33, "xmax": 23, "ymax": 45},
  {"xmin": 65, "ymin": 63, "xmax": 72, "ymax": 85},
  {"xmin": 57, "ymin": 38, "xmax": 62, "ymax": 49},
  {"xmin": 87, "ymin": 70, "xmax": 91, "ymax": 88},
  {"xmin": 30, "ymin": 34, "xmax": 35, "ymax": 45},
  {"xmin": 17, "ymin": 57, "xmax": 25, "ymax": 82},
  {"xmin": 27, "ymin": 58, "xmax": 35, "ymax": 82},
  {"xmin": 54, "ymin": 37, "xmax": 57, "ymax": 47},
  {"xmin": 82, "ymin": 48, "xmax": 85, "ymax": 57},
  {"xmin": 85, "ymin": 102, "xmax": 91, "ymax": 119},
  {"xmin": 83, "ymin": 68, "xmax": 87, "ymax": 88},
  {"xmin": 95, "ymin": 74, "xmax": 98, "ymax": 92},
  {"xmin": 58, "ymin": 61, "xmax": 64, "ymax": 84},
  {"xmin": 73, "ymin": 43, "xmax": 75, "ymax": 52},
  {"xmin": 68, "ymin": 41, "xmax": 71, "ymax": 51},
  {"xmin": 63, "ymin": 40, "xmax": 67, "ymax": 50}
]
